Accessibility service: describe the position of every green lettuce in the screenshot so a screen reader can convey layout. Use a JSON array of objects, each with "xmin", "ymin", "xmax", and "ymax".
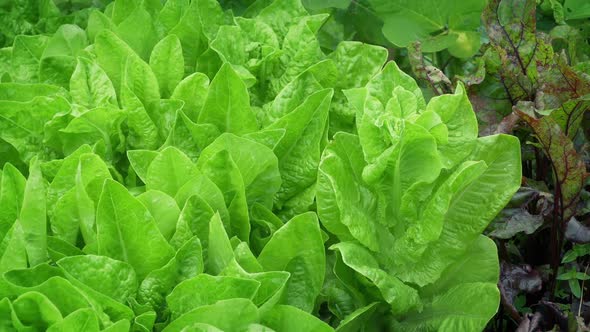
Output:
[
  {"xmin": 317, "ymin": 62, "xmax": 521, "ymax": 330},
  {"xmin": 0, "ymin": 0, "xmax": 521, "ymax": 331}
]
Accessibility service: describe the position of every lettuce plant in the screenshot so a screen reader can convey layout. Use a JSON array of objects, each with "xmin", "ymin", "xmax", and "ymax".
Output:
[
  {"xmin": 0, "ymin": 0, "xmax": 520, "ymax": 331},
  {"xmin": 317, "ymin": 63, "xmax": 521, "ymax": 330}
]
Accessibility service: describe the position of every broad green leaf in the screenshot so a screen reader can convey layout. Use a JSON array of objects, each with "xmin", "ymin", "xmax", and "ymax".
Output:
[
  {"xmin": 146, "ymin": 147, "xmax": 199, "ymax": 197},
  {"xmin": 421, "ymin": 235, "xmax": 500, "ymax": 298},
  {"xmin": 122, "ymin": 55, "xmax": 160, "ymax": 110},
  {"xmin": 328, "ymin": 42, "xmax": 388, "ymax": 90},
  {"xmin": 59, "ymin": 107, "xmax": 126, "ymax": 160},
  {"xmin": 209, "ymin": 25, "xmax": 248, "ymax": 67},
  {"xmin": 70, "ymin": 57, "xmax": 118, "ymax": 109},
  {"xmin": 95, "ymin": 30, "xmax": 136, "ymax": 94},
  {"xmin": 261, "ymin": 305, "xmax": 334, "ymax": 332},
  {"xmin": 57, "ymin": 255, "xmax": 137, "ymax": 304},
  {"xmin": 174, "ymin": 174, "xmax": 229, "ymax": 227},
  {"xmin": 349, "ymin": 61, "xmax": 425, "ymax": 111},
  {"xmin": 168, "ymin": 0, "xmax": 208, "ymax": 73},
  {"xmin": 158, "ymin": 0, "xmax": 190, "ymax": 32},
  {"xmin": 150, "ymin": 34, "xmax": 184, "ymax": 98},
  {"xmin": 197, "ymin": 63, "xmax": 258, "ymax": 135},
  {"xmin": 138, "ymin": 236, "xmax": 202, "ymax": 315},
  {"xmin": 256, "ymin": 0, "xmax": 309, "ymax": 40},
  {"xmin": 162, "ymin": 111, "xmax": 219, "ymax": 161},
  {"xmin": 0, "ymin": 83, "xmax": 68, "ymax": 102},
  {"xmin": 47, "ymin": 236, "xmax": 84, "ymax": 262},
  {"xmin": 102, "ymin": 319, "xmax": 131, "ymax": 331},
  {"xmin": 266, "ymin": 89, "xmax": 332, "ymax": 210},
  {"xmin": 11, "ymin": 292, "xmax": 62, "ymax": 330},
  {"xmin": 395, "ymin": 135, "xmax": 521, "ymax": 286},
  {"xmin": 1, "ymin": 265, "xmax": 92, "ymax": 316},
  {"xmin": 0, "ymin": 96, "xmax": 70, "ymax": 162},
  {"xmin": 0, "ymin": 223, "xmax": 28, "ymax": 274},
  {"xmin": 392, "ymin": 283, "xmax": 500, "ymax": 331},
  {"xmin": 39, "ymin": 24, "xmax": 88, "ymax": 88},
  {"xmin": 162, "ymin": 299, "xmax": 258, "ymax": 332},
  {"xmin": 116, "ymin": 6, "xmax": 159, "ymax": 61},
  {"xmin": 47, "ymin": 308, "xmax": 99, "ymax": 332},
  {"xmin": 207, "ymin": 213, "xmax": 234, "ymax": 274},
  {"xmin": 335, "ymin": 303, "xmax": 380, "ymax": 332},
  {"xmin": 258, "ymin": 212, "xmax": 325, "ymax": 312},
  {"xmin": 48, "ymin": 149, "xmax": 111, "ymax": 213},
  {"xmin": 331, "ymin": 242, "xmax": 422, "ymax": 315},
  {"xmin": 11, "ymin": 35, "xmax": 49, "ymax": 83},
  {"xmin": 197, "ymin": 133, "xmax": 281, "ymax": 210},
  {"xmin": 19, "ymin": 158, "xmax": 47, "ymax": 267},
  {"xmin": 167, "ymin": 274, "xmax": 260, "ymax": 319},
  {"xmin": 87, "ymin": 10, "xmax": 117, "ymax": 42},
  {"xmin": 198, "ymin": 149, "xmax": 250, "ymax": 242},
  {"xmin": 327, "ymin": 42, "xmax": 388, "ymax": 134},
  {"xmin": 392, "ymin": 160, "xmax": 488, "ymax": 266},
  {"xmin": 270, "ymin": 16, "xmax": 326, "ymax": 95},
  {"xmin": 424, "ymin": 83, "xmax": 478, "ymax": 168},
  {"xmin": 127, "ymin": 150, "xmax": 159, "ymax": 184},
  {"xmin": 170, "ymin": 73, "xmax": 209, "ymax": 121},
  {"xmin": 220, "ymin": 260, "xmax": 290, "ymax": 307},
  {"xmin": 368, "ymin": 0, "xmax": 486, "ymax": 58},
  {"xmin": 317, "ymin": 133, "xmax": 384, "ymax": 251},
  {"xmin": 96, "ymin": 179, "xmax": 175, "ymax": 279},
  {"xmin": 0, "ymin": 163, "xmax": 26, "ymax": 242},
  {"xmin": 564, "ymin": 0, "xmax": 590, "ymax": 20},
  {"xmin": 137, "ymin": 190, "xmax": 180, "ymax": 241},
  {"xmin": 170, "ymin": 194, "xmax": 216, "ymax": 250},
  {"xmin": 121, "ymin": 83, "xmax": 160, "ymax": 150}
]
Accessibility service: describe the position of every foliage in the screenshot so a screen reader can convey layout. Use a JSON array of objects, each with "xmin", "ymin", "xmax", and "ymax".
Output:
[{"xmin": 0, "ymin": 0, "xmax": 524, "ymax": 331}]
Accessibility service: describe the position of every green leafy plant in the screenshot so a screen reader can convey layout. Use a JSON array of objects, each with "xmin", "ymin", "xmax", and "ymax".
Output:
[
  {"xmin": 317, "ymin": 62, "xmax": 521, "ymax": 330},
  {"xmin": 0, "ymin": 0, "xmax": 522, "ymax": 331}
]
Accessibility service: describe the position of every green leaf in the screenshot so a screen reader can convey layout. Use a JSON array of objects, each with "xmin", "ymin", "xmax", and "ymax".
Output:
[
  {"xmin": 207, "ymin": 213, "xmax": 235, "ymax": 274},
  {"xmin": 0, "ymin": 96, "xmax": 70, "ymax": 162},
  {"xmin": 59, "ymin": 107, "xmax": 126, "ymax": 161},
  {"xmin": 197, "ymin": 63, "xmax": 258, "ymax": 135},
  {"xmin": 138, "ymin": 236, "xmax": 202, "ymax": 316},
  {"xmin": 96, "ymin": 179, "xmax": 175, "ymax": 279},
  {"xmin": 0, "ymin": 163, "xmax": 26, "ymax": 243},
  {"xmin": 369, "ymin": 0, "xmax": 485, "ymax": 57},
  {"xmin": 11, "ymin": 35, "xmax": 49, "ymax": 83},
  {"xmin": 331, "ymin": 242, "xmax": 421, "ymax": 315},
  {"xmin": 261, "ymin": 305, "xmax": 334, "ymax": 332},
  {"xmin": 46, "ymin": 308, "xmax": 100, "ymax": 332},
  {"xmin": 170, "ymin": 73, "xmax": 209, "ymax": 122},
  {"xmin": 115, "ymin": 6, "xmax": 159, "ymax": 60},
  {"xmin": 198, "ymin": 149, "xmax": 250, "ymax": 242},
  {"xmin": 162, "ymin": 299, "xmax": 258, "ymax": 332},
  {"xmin": 145, "ymin": 146, "xmax": 199, "ymax": 197},
  {"xmin": 198, "ymin": 133, "xmax": 281, "ymax": 210},
  {"xmin": 392, "ymin": 283, "xmax": 500, "ymax": 331},
  {"xmin": 122, "ymin": 54, "xmax": 160, "ymax": 110},
  {"xmin": 19, "ymin": 157, "xmax": 48, "ymax": 267},
  {"xmin": 95, "ymin": 29, "xmax": 136, "ymax": 95},
  {"xmin": 70, "ymin": 57, "xmax": 118, "ymax": 109},
  {"xmin": 317, "ymin": 133, "xmax": 384, "ymax": 251},
  {"xmin": 258, "ymin": 212, "xmax": 325, "ymax": 312},
  {"xmin": 149, "ymin": 34, "xmax": 184, "ymax": 98},
  {"xmin": 267, "ymin": 89, "xmax": 332, "ymax": 211},
  {"xmin": 564, "ymin": 0, "xmax": 590, "ymax": 20},
  {"xmin": 57, "ymin": 255, "xmax": 137, "ymax": 303},
  {"xmin": 11, "ymin": 291, "xmax": 62, "ymax": 330},
  {"xmin": 137, "ymin": 190, "xmax": 180, "ymax": 241},
  {"xmin": 395, "ymin": 135, "xmax": 521, "ymax": 286},
  {"xmin": 425, "ymin": 83, "xmax": 478, "ymax": 168},
  {"xmin": 167, "ymin": 274, "xmax": 260, "ymax": 319}
]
